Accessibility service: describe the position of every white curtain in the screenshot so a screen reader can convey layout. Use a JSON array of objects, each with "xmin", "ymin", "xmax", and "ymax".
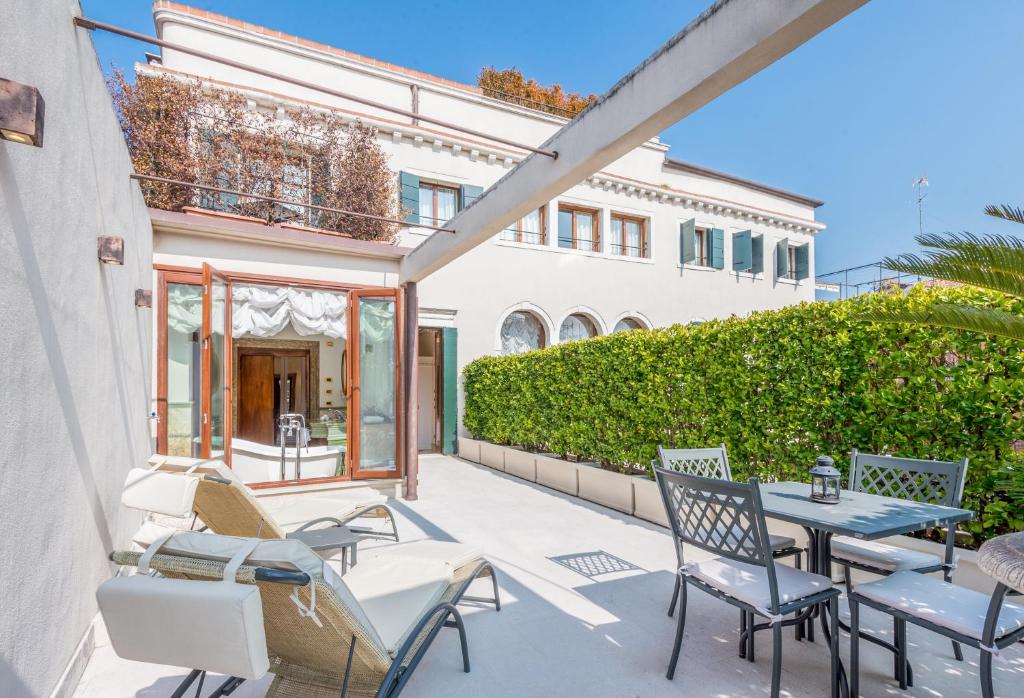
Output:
[
  {"xmin": 233, "ymin": 285, "xmax": 347, "ymax": 339},
  {"xmin": 501, "ymin": 311, "xmax": 544, "ymax": 355},
  {"xmin": 167, "ymin": 284, "xmax": 203, "ymax": 334}
]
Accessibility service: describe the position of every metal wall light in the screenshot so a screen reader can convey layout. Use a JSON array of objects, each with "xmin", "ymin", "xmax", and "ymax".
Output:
[
  {"xmin": 97, "ymin": 236, "xmax": 124, "ymax": 265},
  {"xmin": 0, "ymin": 78, "xmax": 45, "ymax": 147}
]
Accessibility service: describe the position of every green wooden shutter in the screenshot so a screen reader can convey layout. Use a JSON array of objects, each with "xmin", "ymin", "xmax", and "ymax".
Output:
[
  {"xmin": 711, "ymin": 228, "xmax": 725, "ymax": 269},
  {"xmin": 794, "ymin": 244, "xmax": 810, "ymax": 280},
  {"xmin": 399, "ymin": 171, "xmax": 420, "ymax": 223},
  {"xmin": 440, "ymin": 327, "xmax": 458, "ymax": 454},
  {"xmin": 751, "ymin": 235, "xmax": 764, "ymax": 274},
  {"xmin": 776, "ymin": 238, "xmax": 790, "ymax": 279},
  {"xmin": 459, "ymin": 184, "xmax": 483, "ymax": 211},
  {"xmin": 680, "ymin": 219, "xmax": 696, "ymax": 264},
  {"xmin": 732, "ymin": 230, "xmax": 752, "ymax": 272}
]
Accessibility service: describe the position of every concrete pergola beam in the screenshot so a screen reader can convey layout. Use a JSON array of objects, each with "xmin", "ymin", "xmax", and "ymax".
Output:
[{"xmin": 400, "ymin": 0, "xmax": 868, "ymax": 283}]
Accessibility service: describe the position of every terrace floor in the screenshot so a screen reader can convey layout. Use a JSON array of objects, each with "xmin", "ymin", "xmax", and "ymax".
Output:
[{"xmin": 76, "ymin": 454, "xmax": 1024, "ymax": 697}]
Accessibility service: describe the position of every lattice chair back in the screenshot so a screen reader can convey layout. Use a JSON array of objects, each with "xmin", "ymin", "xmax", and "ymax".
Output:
[
  {"xmin": 655, "ymin": 467, "xmax": 782, "ymax": 612},
  {"xmin": 657, "ymin": 444, "xmax": 732, "ymax": 481},
  {"xmin": 848, "ymin": 449, "xmax": 968, "ymax": 507}
]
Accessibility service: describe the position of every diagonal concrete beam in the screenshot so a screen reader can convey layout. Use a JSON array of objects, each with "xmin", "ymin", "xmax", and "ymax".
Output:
[{"xmin": 399, "ymin": 0, "xmax": 869, "ymax": 283}]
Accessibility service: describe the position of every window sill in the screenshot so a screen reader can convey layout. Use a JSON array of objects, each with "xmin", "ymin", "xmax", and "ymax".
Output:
[
  {"xmin": 730, "ymin": 270, "xmax": 764, "ymax": 280},
  {"xmin": 495, "ymin": 239, "xmax": 653, "ymax": 263},
  {"xmin": 678, "ymin": 263, "xmax": 719, "ymax": 272},
  {"xmin": 608, "ymin": 254, "xmax": 654, "ymax": 265},
  {"xmin": 776, "ymin": 277, "xmax": 802, "ymax": 286}
]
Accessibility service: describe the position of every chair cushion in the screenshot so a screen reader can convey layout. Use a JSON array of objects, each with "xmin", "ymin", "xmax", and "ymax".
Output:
[
  {"xmin": 769, "ymin": 534, "xmax": 797, "ymax": 551},
  {"xmin": 854, "ymin": 571, "xmax": 1024, "ymax": 640},
  {"xmin": 97, "ymin": 572, "xmax": 269, "ymax": 680},
  {"xmin": 263, "ymin": 490, "xmax": 388, "ymax": 533},
  {"xmin": 132, "ymin": 520, "xmax": 187, "ymax": 549},
  {"xmin": 337, "ymin": 555, "xmax": 451, "ymax": 655},
  {"xmin": 831, "ymin": 536, "xmax": 940, "ymax": 572},
  {"xmin": 122, "ymin": 468, "xmax": 199, "ymax": 518},
  {"xmin": 359, "ymin": 540, "xmax": 482, "ymax": 571},
  {"xmin": 686, "ymin": 557, "xmax": 833, "ymax": 611}
]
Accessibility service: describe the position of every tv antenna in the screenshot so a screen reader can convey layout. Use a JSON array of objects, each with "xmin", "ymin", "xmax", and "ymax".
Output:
[{"xmin": 912, "ymin": 176, "xmax": 929, "ymax": 236}]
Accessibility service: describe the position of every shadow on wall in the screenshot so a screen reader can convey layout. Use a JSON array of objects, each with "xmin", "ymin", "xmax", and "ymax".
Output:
[
  {"xmin": 0, "ymin": 146, "xmax": 114, "ymax": 554},
  {"xmin": 0, "ymin": 655, "xmax": 34, "ymax": 698}
]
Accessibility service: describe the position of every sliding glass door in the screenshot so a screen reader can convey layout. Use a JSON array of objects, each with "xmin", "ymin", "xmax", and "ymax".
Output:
[
  {"xmin": 201, "ymin": 263, "xmax": 232, "ymax": 460},
  {"xmin": 347, "ymin": 288, "xmax": 402, "ymax": 479}
]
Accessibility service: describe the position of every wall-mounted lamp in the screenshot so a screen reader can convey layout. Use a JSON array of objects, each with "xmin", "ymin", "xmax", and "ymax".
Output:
[
  {"xmin": 0, "ymin": 78, "xmax": 45, "ymax": 147},
  {"xmin": 97, "ymin": 236, "xmax": 124, "ymax": 265},
  {"xmin": 135, "ymin": 289, "xmax": 152, "ymax": 308}
]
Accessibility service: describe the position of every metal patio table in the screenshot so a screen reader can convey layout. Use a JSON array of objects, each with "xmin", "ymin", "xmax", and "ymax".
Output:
[
  {"xmin": 287, "ymin": 525, "xmax": 359, "ymax": 574},
  {"xmin": 752, "ymin": 481, "xmax": 974, "ymax": 695}
]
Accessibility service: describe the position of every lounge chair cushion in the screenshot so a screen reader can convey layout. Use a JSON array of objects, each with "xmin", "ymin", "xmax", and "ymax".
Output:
[
  {"xmin": 97, "ymin": 573, "xmax": 269, "ymax": 680},
  {"xmin": 122, "ymin": 468, "xmax": 200, "ymax": 518},
  {"xmin": 854, "ymin": 571, "xmax": 1024, "ymax": 640},
  {"xmin": 133, "ymin": 519, "xmax": 188, "ymax": 549},
  {"xmin": 338, "ymin": 555, "xmax": 452, "ymax": 654},
  {"xmin": 831, "ymin": 536, "xmax": 940, "ymax": 572},
  {"xmin": 685, "ymin": 557, "xmax": 833, "ymax": 611},
  {"xmin": 359, "ymin": 540, "xmax": 481, "ymax": 570},
  {"xmin": 263, "ymin": 490, "xmax": 388, "ymax": 533}
]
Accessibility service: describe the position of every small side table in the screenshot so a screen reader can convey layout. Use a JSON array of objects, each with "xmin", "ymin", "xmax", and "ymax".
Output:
[{"xmin": 287, "ymin": 526, "xmax": 359, "ymax": 574}]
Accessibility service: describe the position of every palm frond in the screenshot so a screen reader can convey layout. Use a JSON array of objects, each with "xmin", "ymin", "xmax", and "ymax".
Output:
[
  {"xmin": 858, "ymin": 303, "xmax": 1024, "ymax": 342},
  {"xmin": 985, "ymin": 204, "xmax": 1024, "ymax": 225},
  {"xmin": 880, "ymin": 232, "xmax": 1024, "ymax": 297}
]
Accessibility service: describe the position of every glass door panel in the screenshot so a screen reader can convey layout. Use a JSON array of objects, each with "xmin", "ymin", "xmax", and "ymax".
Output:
[
  {"xmin": 201, "ymin": 263, "xmax": 231, "ymax": 461},
  {"xmin": 166, "ymin": 282, "xmax": 203, "ymax": 457},
  {"xmin": 349, "ymin": 289, "xmax": 401, "ymax": 478}
]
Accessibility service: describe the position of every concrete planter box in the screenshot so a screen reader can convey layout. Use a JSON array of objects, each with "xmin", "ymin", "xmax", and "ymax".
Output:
[
  {"xmin": 535, "ymin": 453, "xmax": 579, "ymax": 495},
  {"xmin": 458, "ymin": 437, "xmax": 482, "ymax": 463},
  {"xmin": 479, "ymin": 441, "xmax": 506, "ymax": 471},
  {"xmin": 504, "ymin": 447, "xmax": 537, "ymax": 482},
  {"xmin": 632, "ymin": 476, "xmax": 668, "ymax": 527},
  {"xmin": 578, "ymin": 464, "xmax": 635, "ymax": 514}
]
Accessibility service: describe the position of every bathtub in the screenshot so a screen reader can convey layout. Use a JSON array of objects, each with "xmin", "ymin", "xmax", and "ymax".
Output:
[{"xmin": 230, "ymin": 437, "xmax": 345, "ymax": 483}]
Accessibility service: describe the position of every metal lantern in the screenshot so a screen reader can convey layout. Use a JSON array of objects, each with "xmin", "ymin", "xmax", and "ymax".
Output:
[{"xmin": 810, "ymin": 455, "xmax": 841, "ymax": 504}]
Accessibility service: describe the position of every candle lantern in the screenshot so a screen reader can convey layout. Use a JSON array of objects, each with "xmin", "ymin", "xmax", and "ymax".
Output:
[{"xmin": 810, "ymin": 455, "xmax": 841, "ymax": 504}]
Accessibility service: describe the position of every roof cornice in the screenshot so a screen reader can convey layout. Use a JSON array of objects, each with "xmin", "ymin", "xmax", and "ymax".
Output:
[{"xmin": 664, "ymin": 158, "xmax": 824, "ymax": 209}]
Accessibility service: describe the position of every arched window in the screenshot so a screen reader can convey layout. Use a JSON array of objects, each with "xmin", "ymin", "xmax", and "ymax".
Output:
[
  {"xmin": 613, "ymin": 317, "xmax": 644, "ymax": 333},
  {"xmin": 500, "ymin": 311, "xmax": 546, "ymax": 355},
  {"xmin": 559, "ymin": 313, "xmax": 597, "ymax": 343}
]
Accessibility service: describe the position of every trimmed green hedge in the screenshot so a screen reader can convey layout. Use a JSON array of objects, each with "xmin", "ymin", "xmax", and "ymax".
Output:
[{"xmin": 464, "ymin": 287, "xmax": 1024, "ymax": 541}]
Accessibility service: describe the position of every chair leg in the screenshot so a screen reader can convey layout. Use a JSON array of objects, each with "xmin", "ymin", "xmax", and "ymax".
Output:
[
  {"xmin": 770, "ymin": 623, "xmax": 783, "ymax": 698},
  {"xmin": 896, "ymin": 619, "xmax": 908, "ymax": 690},
  {"xmin": 668, "ymin": 574, "xmax": 680, "ymax": 618},
  {"xmin": 980, "ymin": 646, "xmax": 995, "ymax": 698},
  {"xmin": 795, "ymin": 553, "xmax": 804, "ymax": 642},
  {"xmin": 943, "ymin": 569, "xmax": 964, "ymax": 661},
  {"xmin": 829, "ymin": 596, "xmax": 839, "ymax": 698},
  {"xmin": 747, "ymin": 611, "xmax": 756, "ymax": 663},
  {"xmin": 843, "ymin": 565, "xmax": 853, "ymax": 596},
  {"xmin": 739, "ymin": 609, "xmax": 747, "ymax": 659},
  {"xmin": 666, "ymin": 580, "xmax": 687, "ymax": 680},
  {"xmin": 849, "ymin": 599, "xmax": 860, "ymax": 698}
]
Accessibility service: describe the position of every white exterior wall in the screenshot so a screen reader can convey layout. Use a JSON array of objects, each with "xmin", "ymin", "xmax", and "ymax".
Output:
[
  {"xmin": 0, "ymin": 2, "xmax": 154, "ymax": 696},
  {"xmin": 151, "ymin": 5, "xmax": 823, "ymax": 435}
]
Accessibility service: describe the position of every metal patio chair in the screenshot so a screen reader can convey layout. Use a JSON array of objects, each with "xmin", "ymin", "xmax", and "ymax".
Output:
[
  {"xmin": 831, "ymin": 449, "xmax": 969, "ymax": 661},
  {"xmin": 126, "ymin": 456, "xmax": 400, "ymax": 546},
  {"xmin": 655, "ymin": 467, "xmax": 841, "ymax": 698},
  {"xmin": 103, "ymin": 531, "xmax": 501, "ymax": 698},
  {"xmin": 657, "ymin": 446, "xmax": 805, "ymax": 638},
  {"xmin": 849, "ymin": 530, "xmax": 1024, "ymax": 697}
]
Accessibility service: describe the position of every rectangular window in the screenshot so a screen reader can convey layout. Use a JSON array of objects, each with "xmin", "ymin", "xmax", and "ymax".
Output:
[
  {"xmin": 694, "ymin": 227, "xmax": 710, "ymax": 266},
  {"xmin": 418, "ymin": 182, "xmax": 459, "ymax": 226},
  {"xmin": 279, "ymin": 157, "xmax": 309, "ymax": 223},
  {"xmin": 501, "ymin": 207, "xmax": 546, "ymax": 245},
  {"xmin": 610, "ymin": 214, "xmax": 648, "ymax": 258},
  {"xmin": 787, "ymin": 245, "xmax": 797, "ymax": 280},
  {"xmin": 558, "ymin": 205, "xmax": 599, "ymax": 251}
]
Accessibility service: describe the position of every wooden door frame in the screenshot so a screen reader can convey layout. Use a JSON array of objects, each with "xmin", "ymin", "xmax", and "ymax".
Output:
[{"xmin": 347, "ymin": 287, "xmax": 404, "ymax": 480}]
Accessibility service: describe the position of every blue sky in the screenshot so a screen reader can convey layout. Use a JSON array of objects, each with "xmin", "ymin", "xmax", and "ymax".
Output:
[{"xmin": 82, "ymin": 0, "xmax": 1023, "ymax": 274}]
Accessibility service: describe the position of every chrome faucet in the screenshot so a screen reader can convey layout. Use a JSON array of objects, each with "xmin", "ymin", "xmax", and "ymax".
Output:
[{"xmin": 278, "ymin": 413, "xmax": 309, "ymax": 480}]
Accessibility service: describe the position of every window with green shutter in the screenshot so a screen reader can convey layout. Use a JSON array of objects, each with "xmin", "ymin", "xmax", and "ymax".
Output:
[
  {"xmin": 680, "ymin": 219, "xmax": 696, "ymax": 264},
  {"xmin": 399, "ymin": 171, "xmax": 419, "ymax": 223},
  {"xmin": 459, "ymin": 184, "xmax": 482, "ymax": 211},
  {"xmin": 794, "ymin": 243, "xmax": 810, "ymax": 280},
  {"xmin": 732, "ymin": 230, "xmax": 752, "ymax": 272},
  {"xmin": 710, "ymin": 228, "xmax": 725, "ymax": 269},
  {"xmin": 776, "ymin": 238, "xmax": 791, "ymax": 280},
  {"xmin": 751, "ymin": 234, "xmax": 764, "ymax": 274}
]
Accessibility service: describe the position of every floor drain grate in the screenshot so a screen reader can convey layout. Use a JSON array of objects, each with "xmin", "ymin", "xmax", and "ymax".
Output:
[{"xmin": 548, "ymin": 550, "xmax": 641, "ymax": 578}]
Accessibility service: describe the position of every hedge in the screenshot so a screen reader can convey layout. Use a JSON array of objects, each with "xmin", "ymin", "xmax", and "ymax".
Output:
[{"xmin": 463, "ymin": 287, "xmax": 1024, "ymax": 542}]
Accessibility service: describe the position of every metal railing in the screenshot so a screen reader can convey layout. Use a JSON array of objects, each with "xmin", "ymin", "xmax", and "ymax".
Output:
[{"xmin": 815, "ymin": 261, "xmax": 935, "ymax": 300}]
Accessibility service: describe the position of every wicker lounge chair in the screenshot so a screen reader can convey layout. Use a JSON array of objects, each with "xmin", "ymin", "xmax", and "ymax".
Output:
[
  {"xmin": 125, "ymin": 456, "xmax": 399, "ymax": 544},
  {"xmin": 103, "ymin": 531, "xmax": 501, "ymax": 698}
]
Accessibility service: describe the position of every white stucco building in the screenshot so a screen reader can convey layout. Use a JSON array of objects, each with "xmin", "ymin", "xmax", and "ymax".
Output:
[{"xmin": 143, "ymin": 2, "xmax": 825, "ymax": 488}]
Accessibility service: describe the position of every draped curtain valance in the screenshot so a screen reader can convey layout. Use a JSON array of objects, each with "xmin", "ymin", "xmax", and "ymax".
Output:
[{"xmin": 164, "ymin": 283, "xmax": 347, "ymax": 339}]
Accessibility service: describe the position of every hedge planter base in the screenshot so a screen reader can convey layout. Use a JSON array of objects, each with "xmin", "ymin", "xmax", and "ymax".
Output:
[
  {"xmin": 479, "ymin": 441, "xmax": 506, "ymax": 471},
  {"xmin": 632, "ymin": 476, "xmax": 668, "ymax": 527},
  {"xmin": 578, "ymin": 464, "xmax": 634, "ymax": 514},
  {"xmin": 504, "ymin": 447, "xmax": 537, "ymax": 482},
  {"xmin": 458, "ymin": 437, "xmax": 482, "ymax": 464},
  {"xmin": 535, "ymin": 453, "xmax": 579, "ymax": 496}
]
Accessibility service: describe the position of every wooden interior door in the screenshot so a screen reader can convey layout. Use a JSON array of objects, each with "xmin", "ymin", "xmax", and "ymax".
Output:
[
  {"xmin": 238, "ymin": 354, "xmax": 274, "ymax": 444},
  {"xmin": 347, "ymin": 288, "xmax": 402, "ymax": 479},
  {"xmin": 201, "ymin": 263, "xmax": 232, "ymax": 461}
]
